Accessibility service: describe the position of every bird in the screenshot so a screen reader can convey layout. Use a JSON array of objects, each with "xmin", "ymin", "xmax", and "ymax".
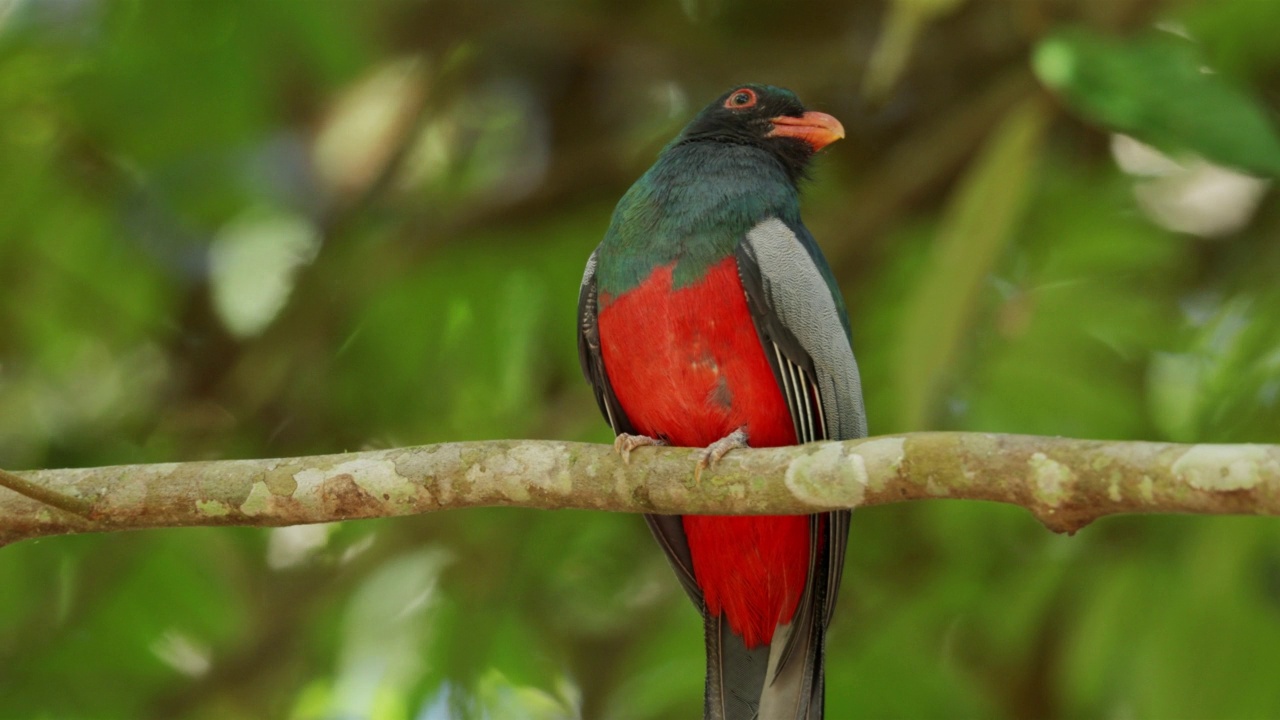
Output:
[{"xmin": 577, "ymin": 84, "xmax": 866, "ymax": 719}]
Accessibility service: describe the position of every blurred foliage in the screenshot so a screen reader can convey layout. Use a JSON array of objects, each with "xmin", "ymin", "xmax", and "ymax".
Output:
[
  {"xmin": 1034, "ymin": 27, "xmax": 1280, "ymax": 177},
  {"xmin": 2, "ymin": 0, "xmax": 1280, "ymax": 718}
]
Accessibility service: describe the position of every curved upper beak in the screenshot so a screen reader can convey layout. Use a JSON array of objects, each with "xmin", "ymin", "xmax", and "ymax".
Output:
[{"xmin": 768, "ymin": 111, "xmax": 845, "ymax": 151}]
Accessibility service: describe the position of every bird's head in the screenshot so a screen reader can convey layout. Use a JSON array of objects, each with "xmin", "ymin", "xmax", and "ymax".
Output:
[{"xmin": 674, "ymin": 84, "xmax": 845, "ymax": 180}]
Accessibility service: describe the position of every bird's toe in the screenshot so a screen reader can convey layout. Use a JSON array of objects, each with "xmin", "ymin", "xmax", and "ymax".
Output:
[
  {"xmin": 613, "ymin": 433, "xmax": 666, "ymax": 464},
  {"xmin": 694, "ymin": 427, "xmax": 749, "ymax": 483}
]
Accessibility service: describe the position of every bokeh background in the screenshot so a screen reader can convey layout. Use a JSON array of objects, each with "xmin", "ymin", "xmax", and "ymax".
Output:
[{"xmin": 3, "ymin": 0, "xmax": 1280, "ymax": 718}]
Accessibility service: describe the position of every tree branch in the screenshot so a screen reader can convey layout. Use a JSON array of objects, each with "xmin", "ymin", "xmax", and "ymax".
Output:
[{"xmin": 2, "ymin": 433, "xmax": 1279, "ymax": 547}]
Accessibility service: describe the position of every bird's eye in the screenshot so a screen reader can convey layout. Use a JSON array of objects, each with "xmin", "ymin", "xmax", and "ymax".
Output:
[{"xmin": 723, "ymin": 88, "xmax": 758, "ymax": 109}]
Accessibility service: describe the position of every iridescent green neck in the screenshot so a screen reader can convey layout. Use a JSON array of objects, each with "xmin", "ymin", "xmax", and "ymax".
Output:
[{"xmin": 595, "ymin": 142, "xmax": 799, "ymax": 297}]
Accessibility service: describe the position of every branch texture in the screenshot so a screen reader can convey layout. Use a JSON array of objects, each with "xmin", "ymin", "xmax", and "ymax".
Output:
[{"xmin": 3, "ymin": 433, "xmax": 1279, "ymax": 547}]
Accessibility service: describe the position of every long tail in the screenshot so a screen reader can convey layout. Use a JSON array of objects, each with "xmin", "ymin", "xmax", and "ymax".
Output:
[
  {"xmin": 644, "ymin": 511, "xmax": 842, "ymax": 720},
  {"xmin": 702, "ymin": 580, "xmax": 827, "ymax": 720}
]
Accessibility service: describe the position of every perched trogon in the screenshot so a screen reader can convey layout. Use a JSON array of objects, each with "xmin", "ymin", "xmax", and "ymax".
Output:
[{"xmin": 577, "ymin": 84, "xmax": 866, "ymax": 720}]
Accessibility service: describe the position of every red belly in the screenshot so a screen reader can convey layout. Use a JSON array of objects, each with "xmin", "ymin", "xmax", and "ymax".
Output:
[{"xmin": 597, "ymin": 256, "xmax": 809, "ymax": 647}]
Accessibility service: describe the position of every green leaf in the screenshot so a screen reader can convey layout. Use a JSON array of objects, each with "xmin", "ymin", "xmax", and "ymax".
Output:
[
  {"xmin": 1034, "ymin": 28, "xmax": 1280, "ymax": 177},
  {"xmin": 897, "ymin": 98, "xmax": 1049, "ymax": 430}
]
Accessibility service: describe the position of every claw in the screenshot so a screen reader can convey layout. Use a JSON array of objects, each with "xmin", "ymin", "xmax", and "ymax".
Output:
[
  {"xmin": 694, "ymin": 427, "xmax": 749, "ymax": 484},
  {"xmin": 613, "ymin": 433, "xmax": 666, "ymax": 463}
]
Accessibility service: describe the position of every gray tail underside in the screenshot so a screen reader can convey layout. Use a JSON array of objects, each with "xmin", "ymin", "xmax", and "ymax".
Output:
[{"xmin": 703, "ymin": 604, "xmax": 826, "ymax": 720}]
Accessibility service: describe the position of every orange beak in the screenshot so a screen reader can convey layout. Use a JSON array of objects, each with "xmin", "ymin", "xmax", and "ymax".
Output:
[{"xmin": 768, "ymin": 111, "xmax": 845, "ymax": 151}]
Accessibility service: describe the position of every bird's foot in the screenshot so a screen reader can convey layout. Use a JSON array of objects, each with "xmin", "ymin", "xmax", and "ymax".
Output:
[
  {"xmin": 614, "ymin": 433, "xmax": 667, "ymax": 464},
  {"xmin": 694, "ymin": 427, "xmax": 749, "ymax": 484}
]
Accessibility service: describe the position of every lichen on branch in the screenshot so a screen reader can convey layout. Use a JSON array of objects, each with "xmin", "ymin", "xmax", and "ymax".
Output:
[{"xmin": 2, "ymin": 433, "xmax": 1279, "ymax": 547}]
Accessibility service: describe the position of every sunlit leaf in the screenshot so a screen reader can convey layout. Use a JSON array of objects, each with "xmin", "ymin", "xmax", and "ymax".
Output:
[
  {"xmin": 209, "ymin": 206, "xmax": 320, "ymax": 338},
  {"xmin": 1035, "ymin": 28, "xmax": 1280, "ymax": 177},
  {"xmin": 328, "ymin": 549, "xmax": 452, "ymax": 719}
]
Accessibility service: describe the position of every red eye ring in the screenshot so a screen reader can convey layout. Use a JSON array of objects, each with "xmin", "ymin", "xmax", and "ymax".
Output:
[{"xmin": 724, "ymin": 88, "xmax": 758, "ymax": 109}]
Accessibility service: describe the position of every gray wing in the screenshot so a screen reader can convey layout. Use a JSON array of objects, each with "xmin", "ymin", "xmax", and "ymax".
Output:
[
  {"xmin": 736, "ymin": 216, "xmax": 866, "ymax": 679},
  {"xmin": 577, "ymin": 250, "xmax": 630, "ymax": 437},
  {"xmin": 738, "ymin": 217, "xmax": 867, "ymax": 444}
]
